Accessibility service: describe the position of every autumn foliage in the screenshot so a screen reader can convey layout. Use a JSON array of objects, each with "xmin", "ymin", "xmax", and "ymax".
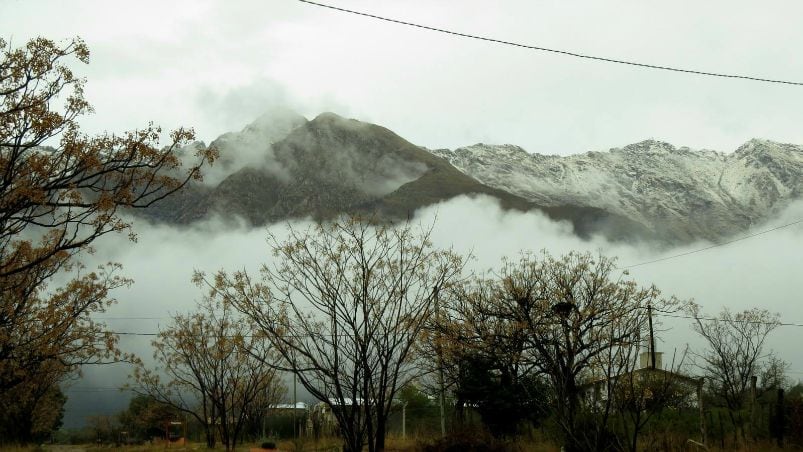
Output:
[{"xmin": 0, "ymin": 36, "xmax": 214, "ymax": 442}]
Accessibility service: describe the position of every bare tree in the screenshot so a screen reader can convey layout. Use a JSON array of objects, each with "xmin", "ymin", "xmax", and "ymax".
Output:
[
  {"xmin": 196, "ymin": 217, "xmax": 465, "ymax": 452},
  {"xmin": 444, "ymin": 252, "xmax": 682, "ymax": 452},
  {"xmin": 690, "ymin": 306, "xmax": 780, "ymax": 442},
  {"xmin": 131, "ymin": 298, "xmax": 284, "ymax": 451}
]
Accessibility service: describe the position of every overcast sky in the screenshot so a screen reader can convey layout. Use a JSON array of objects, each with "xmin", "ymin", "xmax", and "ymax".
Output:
[
  {"xmin": 3, "ymin": 0, "xmax": 803, "ymax": 154},
  {"xmin": 4, "ymin": 0, "xmax": 803, "ymax": 427}
]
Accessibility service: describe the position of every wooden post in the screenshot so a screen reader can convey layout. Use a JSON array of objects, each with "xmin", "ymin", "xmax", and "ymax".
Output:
[
  {"xmin": 777, "ymin": 388, "xmax": 785, "ymax": 448},
  {"xmin": 402, "ymin": 402, "xmax": 407, "ymax": 440},
  {"xmin": 434, "ymin": 286, "xmax": 446, "ymax": 438},
  {"xmin": 647, "ymin": 304, "xmax": 656, "ymax": 369},
  {"xmin": 698, "ymin": 377, "xmax": 706, "ymax": 447},
  {"xmin": 750, "ymin": 375, "xmax": 757, "ymax": 440},
  {"xmin": 293, "ymin": 373, "xmax": 298, "ymax": 439}
]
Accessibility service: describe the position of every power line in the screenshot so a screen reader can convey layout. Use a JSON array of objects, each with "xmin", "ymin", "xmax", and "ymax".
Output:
[
  {"xmin": 653, "ymin": 310, "xmax": 803, "ymax": 328},
  {"xmin": 94, "ymin": 317, "xmax": 163, "ymax": 320},
  {"xmin": 297, "ymin": 0, "xmax": 803, "ymax": 86},
  {"xmin": 64, "ymin": 388, "xmax": 131, "ymax": 393},
  {"xmin": 110, "ymin": 330, "xmax": 367, "ymax": 339},
  {"xmin": 104, "ymin": 311, "xmax": 803, "ymax": 338},
  {"xmin": 620, "ymin": 217, "xmax": 803, "ymax": 269}
]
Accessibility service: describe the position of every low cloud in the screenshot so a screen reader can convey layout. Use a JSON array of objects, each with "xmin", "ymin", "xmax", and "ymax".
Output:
[{"xmin": 63, "ymin": 197, "xmax": 803, "ymax": 427}]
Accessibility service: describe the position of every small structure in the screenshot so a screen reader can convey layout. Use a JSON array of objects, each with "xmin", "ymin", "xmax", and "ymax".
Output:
[
  {"xmin": 581, "ymin": 306, "xmax": 701, "ymax": 409},
  {"xmin": 262, "ymin": 402, "xmax": 308, "ymax": 439},
  {"xmin": 163, "ymin": 420, "xmax": 186, "ymax": 447},
  {"xmin": 580, "ymin": 348, "xmax": 700, "ymax": 410}
]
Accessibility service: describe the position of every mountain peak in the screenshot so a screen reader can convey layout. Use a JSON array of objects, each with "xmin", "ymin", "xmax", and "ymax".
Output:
[
  {"xmin": 312, "ymin": 111, "xmax": 343, "ymax": 122},
  {"xmin": 143, "ymin": 111, "xmax": 802, "ymax": 245},
  {"xmin": 736, "ymin": 138, "xmax": 791, "ymax": 152},
  {"xmin": 621, "ymin": 139, "xmax": 677, "ymax": 154},
  {"xmin": 245, "ymin": 107, "xmax": 307, "ymax": 132},
  {"xmin": 310, "ymin": 111, "xmax": 362, "ymax": 126}
]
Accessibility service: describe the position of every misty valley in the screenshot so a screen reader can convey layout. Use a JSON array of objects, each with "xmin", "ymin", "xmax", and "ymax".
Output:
[{"xmin": 3, "ymin": 4, "xmax": 803, "ymax": 451}]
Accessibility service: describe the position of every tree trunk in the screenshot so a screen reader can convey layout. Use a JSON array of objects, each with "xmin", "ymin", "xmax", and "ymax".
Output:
[
  {"xmin": 343, "ymin": 441, "xmax": 362, "ymax": 452},
  {"xmin": 563, "ymin": 380, "xmax": 582, "ymax": 452},
  {"xmin": 375, "ymin": 416, "xmax": 387, "ymax": 452},
  {"xmin": 342, "ymin": 430, "xmax": 363, "ymax": 452},
  {"xmin": 205, "ymin": 427, "xmax": 215, "ymax": 449}
]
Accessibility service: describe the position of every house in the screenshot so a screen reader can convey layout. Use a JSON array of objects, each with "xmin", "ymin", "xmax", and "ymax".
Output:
[{"xmin": 581, "ymin": 349, "xmax": 702, "ymax": 409}]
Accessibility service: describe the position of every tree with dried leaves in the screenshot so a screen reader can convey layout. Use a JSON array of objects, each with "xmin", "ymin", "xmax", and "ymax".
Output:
[
  {"xmin": 0, "ymin": 377, "xmax": 66, "ymax": 443},
  {"xmin": 0, "ymin": 35, "xmax": 214, "ymax": 441},
  {"xmin": 442, "ymin": 252, "xmax": 682, "ymax": 452},
  {"xmin": 196, "ymin": 218, "xmax": 465, "ymax": 452},
  {"xmin": 131, "ymin": 298, "xmax": 285, "ymax": 451},
  {"xmin": 690, "ymin": 306, "xmax": 781, "ymax": 443}
]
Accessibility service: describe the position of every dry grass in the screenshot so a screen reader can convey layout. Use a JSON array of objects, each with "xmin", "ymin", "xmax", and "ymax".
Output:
[{"xmin": 2, "ymin": 437, "xmax": 791, "ymax": 452}]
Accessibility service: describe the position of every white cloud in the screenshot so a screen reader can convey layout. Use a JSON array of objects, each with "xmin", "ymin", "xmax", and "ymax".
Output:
[
  {"xmin": 6, "ymin": 0, "xmax": 803, "ymax": 426},
  {"xmin": 62, "ymin": 197, "xmax": 803, "ymax": 426}
]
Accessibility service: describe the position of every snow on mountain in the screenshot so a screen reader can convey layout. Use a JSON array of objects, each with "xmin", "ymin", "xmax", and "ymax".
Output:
[{"xmin": 431, "ymin": 139, "xmax": 803, "ymax": 243}]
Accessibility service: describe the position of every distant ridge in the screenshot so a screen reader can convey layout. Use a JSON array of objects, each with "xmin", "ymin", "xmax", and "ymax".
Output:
[
  {"xmin": 140, "ymin": 111, "xmax": 802, "ymax": 244},
  {"xmin": 433, "ymin": 138, "xmax": 803, "ymax": 243},
  {"xmin": 140, "ymin": 112, "xmax": 651, "ymax": 242}
]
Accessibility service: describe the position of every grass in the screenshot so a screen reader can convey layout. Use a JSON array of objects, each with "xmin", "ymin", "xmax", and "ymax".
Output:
[{"xmin": 1, "ymin": 435, "xmax": 792, "ymax": 452}]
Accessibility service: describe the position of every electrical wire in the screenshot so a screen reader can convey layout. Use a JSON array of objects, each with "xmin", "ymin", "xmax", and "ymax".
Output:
[
  {"xmin": 619, "ymin": 217, "xmax": 803, "ymax": 269},
  {"xmin": 99, "ymin": 309, "xmax": 803, "ymax": 339},
  {"xmin": 297, "ymin": 0, "xmax": 803, "ymax": 86},
  {"xmin": 653, "ymin": 310, "xmax": 803, "ymax": 328}
]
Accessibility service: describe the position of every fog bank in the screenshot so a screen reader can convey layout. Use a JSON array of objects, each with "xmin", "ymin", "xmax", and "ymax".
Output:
[{"xmin": 62, "ymin": 197, "xmax": 803, "ymax": 427}]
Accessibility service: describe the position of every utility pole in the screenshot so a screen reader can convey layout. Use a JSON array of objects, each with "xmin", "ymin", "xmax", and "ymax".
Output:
[
  {"xmin": 402, "ymin": 402, "xmax": 407, "ymax": 440},
  {"xmin": 261, "ymin": 390, "xmax": 267, "ymax": 440},
  {"xmin": 647, "ymin": 303, "xmax": 656, "ymax": 369},
  {"xmin": 777, "ymin": 387, "xmax": 785, "ymax": 447},
  {"xmin": 293, "ymin": 373, "xmax": 298, "ymax": 439},
  {"xmin": 434, "ymin": 286, "xmax": 446, "ymax": 438},
  {"xmin": 697, "ymin": 377, "xmax": 706, "ymax": 447},
  {"xmin": 750, "ymin": 375, "xmax": 757, "ymax": 440}
]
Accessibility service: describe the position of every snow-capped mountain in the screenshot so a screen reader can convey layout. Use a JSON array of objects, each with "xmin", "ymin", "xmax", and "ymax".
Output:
[
  {"xmin": 141, "ymin": 112, "xmax": 648, "ymax": 241},
  {"xmin": 431, "ymin": 139, "xmax": 803, "ymax": 243},
  {"xmin": 141, "ymin": 109, "xmax": 803, "ymax": 244}
]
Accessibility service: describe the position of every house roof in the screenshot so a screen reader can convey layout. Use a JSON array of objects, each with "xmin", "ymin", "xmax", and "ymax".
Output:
[
  {"xmin": 274, "ymin": 402, "xmax": 308, "ymax": 410},
  {"xmin": 580, "ymin": 367, "xmax": 700, "ymax": 389}
]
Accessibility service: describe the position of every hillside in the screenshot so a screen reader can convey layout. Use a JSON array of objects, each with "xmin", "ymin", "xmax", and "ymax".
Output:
[
  {"xmin": 432, "ymin": 139, "xmax": 803, "ymax": 242},
  {"xmin": 140, "ymin": 112, "xmax": 650, "ymax": 241}
]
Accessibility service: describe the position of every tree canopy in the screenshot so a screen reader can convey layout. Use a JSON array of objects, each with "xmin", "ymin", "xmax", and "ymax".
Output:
[
  {"xmin": 0, "ymin": 36, "xmax": 214, "ymax": 443},
  {"xmin": 197, "ymin": 218, "xmax": 465, "ymax": 452}
]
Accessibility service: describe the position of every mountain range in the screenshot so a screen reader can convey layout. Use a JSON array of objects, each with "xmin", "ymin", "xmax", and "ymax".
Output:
[{"xmin": 141, "ymin": 111, "xmax": 803, "ymax": 245}]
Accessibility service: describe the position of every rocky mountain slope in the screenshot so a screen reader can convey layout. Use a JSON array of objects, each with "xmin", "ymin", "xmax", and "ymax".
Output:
[
  {"xmin": 140, "ymin": 112, "xmax": 649, "ymax": 241},
  {"xmin": 140, "ymin": 110, "xmax": 802, "ymax": 244},
  {"xmin": 431, "ymin": 139, "xmax": 803, "ymax": 242}
]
